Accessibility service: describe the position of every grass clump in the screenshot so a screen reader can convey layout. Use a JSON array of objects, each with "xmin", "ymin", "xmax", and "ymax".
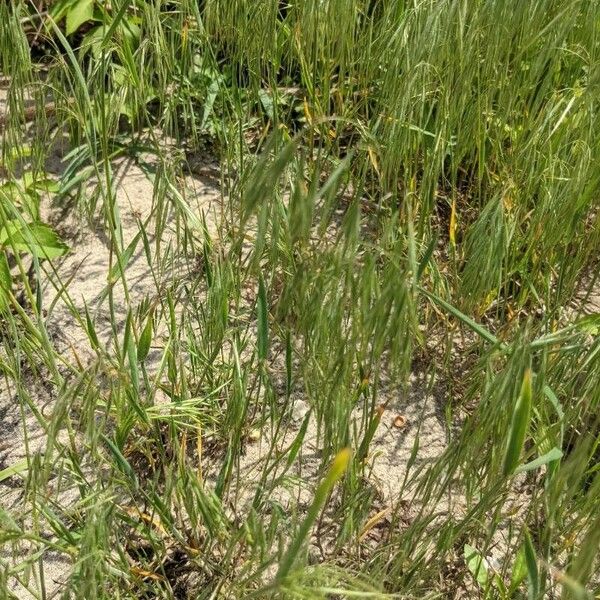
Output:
[{"xmin": 1, "ymin": 0, "xmax": 599, "ymax": 598}]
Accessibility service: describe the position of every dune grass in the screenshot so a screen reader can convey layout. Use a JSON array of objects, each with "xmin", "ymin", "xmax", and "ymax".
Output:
[{"xmin": 1, "ymin": 0, "xmax": 600, "ymax": 598}]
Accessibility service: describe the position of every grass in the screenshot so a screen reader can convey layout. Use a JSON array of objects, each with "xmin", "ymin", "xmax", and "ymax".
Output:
[{"xmin": 0, "ymin": 0, "xmax": 599, "ymax": 598}]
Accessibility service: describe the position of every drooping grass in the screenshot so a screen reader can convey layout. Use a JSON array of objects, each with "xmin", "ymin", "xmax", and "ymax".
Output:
[{"xmin": 0, "ymin": 0, "xmax": 599, "ymax": 598}]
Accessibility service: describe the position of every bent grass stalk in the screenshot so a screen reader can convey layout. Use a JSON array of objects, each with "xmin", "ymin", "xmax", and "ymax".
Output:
[{"xmin": 276, "ymin": 448, "xmax": 352, "ymax": 584}]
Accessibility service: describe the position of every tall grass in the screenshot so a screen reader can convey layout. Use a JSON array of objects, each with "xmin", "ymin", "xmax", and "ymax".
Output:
[{"xmin": 1, "ymin": 0, "xmax": 599, "ymax": 598}]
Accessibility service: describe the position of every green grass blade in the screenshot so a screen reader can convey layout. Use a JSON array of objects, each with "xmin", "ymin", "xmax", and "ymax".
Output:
[
  {"xmin": 257, "ymin": 274, "xmax": 269, "ymax": 362},
  {"xmin": 503, "ymin": 369, "xmax": 533, "ymax": 477},
  {"xmin": 276, "ymin": 448, "xmax": 351, "ymax": 583}
]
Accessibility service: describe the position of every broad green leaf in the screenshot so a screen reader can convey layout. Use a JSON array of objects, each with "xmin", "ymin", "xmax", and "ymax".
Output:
[
  {"xmin": 503, "ymin": 369, "xmax": 533, "ymax": 476},
  {"xmin": 81, "ymin": 25, "xmax": 104, "ymax": 58},
  {"xmin": 2, "ymin": 222, "xmax": 69, "ymax": 259},
  {"xmin": 32, "ymin": 177, "xmax": 60, "ymax": 194},
  {"xmin": 121, "ymin": 16, "xmax": 141, "ymax": 45},
  {"xmin": 0, "ymin": 182, "xmax": 21, "ymax": 204},
  {"xmin": 22, "ymin": 189, "xmax": 41, "ymax": 221},
  {"xmin": 66, "ymin": 0, "xmax": 94, "ymax": 35},
  {"xmin": 201, "ymin": 77, "xmax": 221, "ymax": 130},
  {"xmin": 258, "ymin": 89, "xmax": 274, "ymax": 120},
  {"xmin": 0, "ymin": 220, "xmax": 17, "ymax": 245},
  {"xmin": 49, "ymin": 0, "xmax": 76, "ymax": 20},
  {"xmin": 464, "ymin": 544, "xmax": 489, "ymax": 588},
  {"xmin": 3, "ymin": 144, "xmax": 32, "ymax": 167}
]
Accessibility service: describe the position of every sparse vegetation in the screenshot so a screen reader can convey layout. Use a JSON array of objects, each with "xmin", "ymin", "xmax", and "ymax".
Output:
[{"xmin": 1, "ymin": 1, "xmax": 599, "ymax": 598}]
